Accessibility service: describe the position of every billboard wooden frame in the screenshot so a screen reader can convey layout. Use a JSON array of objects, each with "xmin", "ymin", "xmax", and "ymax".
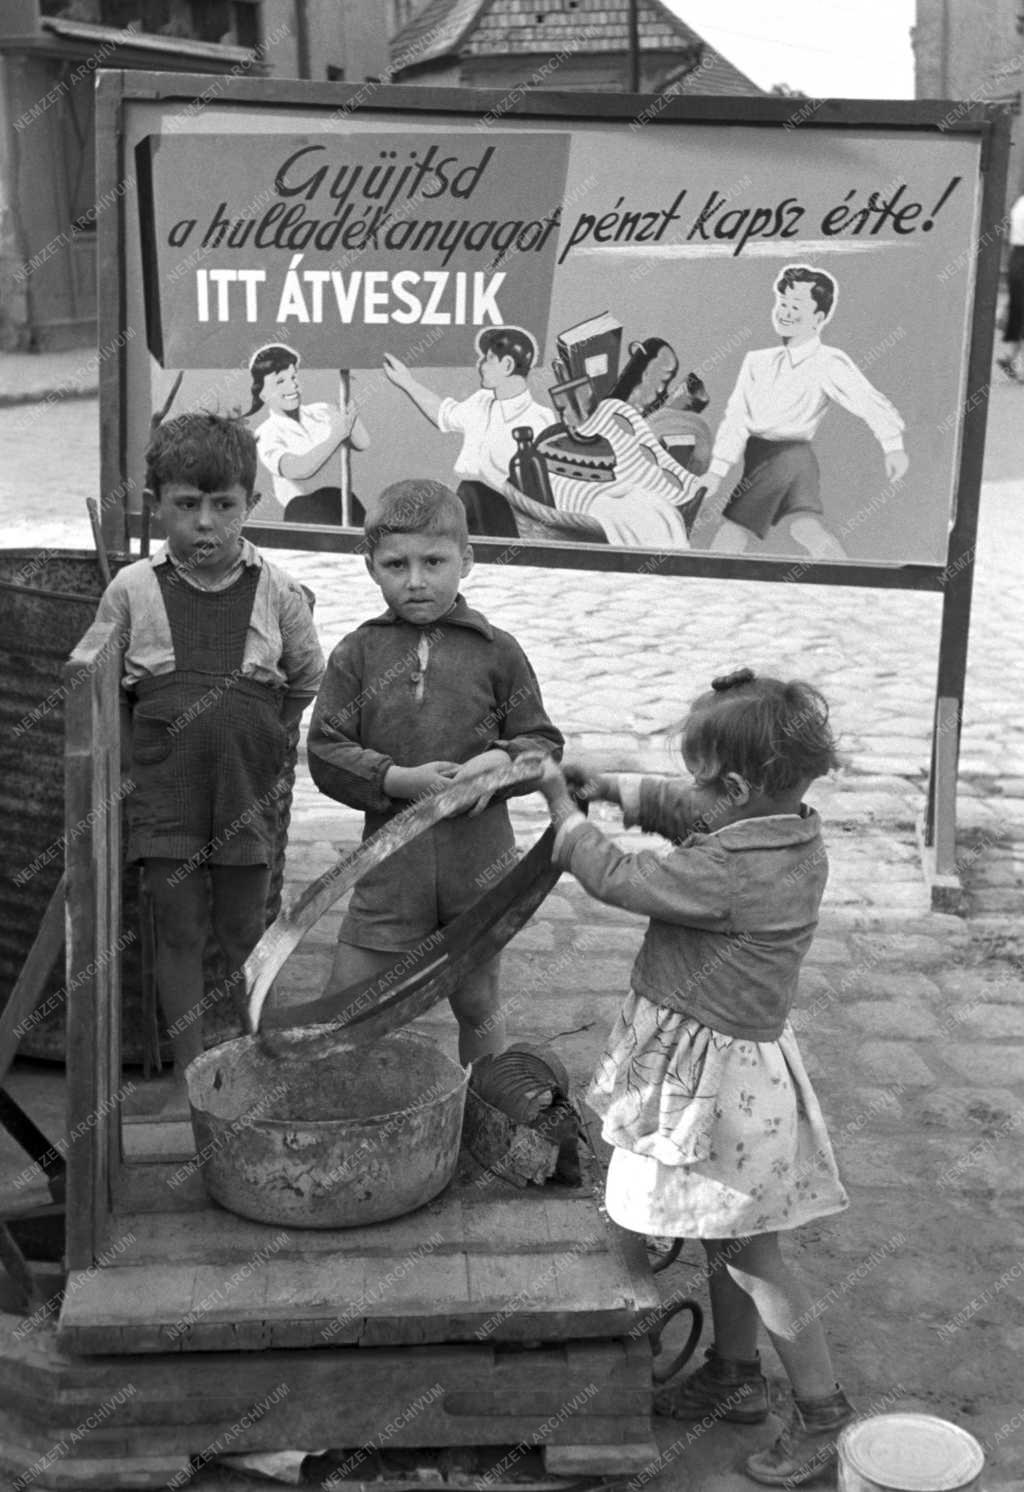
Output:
[{"xmin": 96, "ymin": 72, "xmax": 1012, "ymax": 896}]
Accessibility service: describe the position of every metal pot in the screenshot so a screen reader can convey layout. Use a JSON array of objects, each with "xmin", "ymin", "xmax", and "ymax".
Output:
[{"xmin": 186, "ymin": 1028, "xmax": 468, "ymax": 1228}]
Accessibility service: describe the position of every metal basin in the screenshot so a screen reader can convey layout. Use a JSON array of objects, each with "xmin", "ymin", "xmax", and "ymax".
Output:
[{"xmin": 186, "ymin": 1029, "xmax": 468, "ymax": 1228}]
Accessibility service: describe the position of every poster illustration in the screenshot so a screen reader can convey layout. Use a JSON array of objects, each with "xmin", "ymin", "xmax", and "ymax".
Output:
[{"xmin": 119, "ymin": 93, "xmax": 986, "ymax": 570}]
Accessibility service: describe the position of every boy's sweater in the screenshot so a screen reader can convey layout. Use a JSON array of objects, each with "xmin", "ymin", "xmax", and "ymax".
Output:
[{"xmin": 307, "ymin": 595, "xmax": 563, "ymax": 830}]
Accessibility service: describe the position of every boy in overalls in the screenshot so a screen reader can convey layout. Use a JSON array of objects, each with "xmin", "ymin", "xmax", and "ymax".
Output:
[{"xmin": 98, "ymin": 413, "xmax": 324, "ymax": 1081}]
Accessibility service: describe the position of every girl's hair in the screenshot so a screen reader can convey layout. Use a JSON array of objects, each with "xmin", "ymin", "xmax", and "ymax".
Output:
[
  {"xmin": 363, "ymin": 479, "xmax": 468, "ymax": 556},
  {"xmin": 145, "ymin": 412, "xmax": 257, "ymax": 500},
  {"xmin": 245, "ymin": 343, "xmax": 300, "ymax": 415},
  {"xmin": 609, "ymin": 336, "xmax": 677, "ymax": 414},
  {"xmin": 681, "ymin": 668, "xmax": 839, "ymax": 795}
]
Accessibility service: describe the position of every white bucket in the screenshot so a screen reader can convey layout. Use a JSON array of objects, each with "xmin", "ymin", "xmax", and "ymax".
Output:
[{"xmin": 838, "ymin": 1413, "xmax": 985, "ymax": 1492}]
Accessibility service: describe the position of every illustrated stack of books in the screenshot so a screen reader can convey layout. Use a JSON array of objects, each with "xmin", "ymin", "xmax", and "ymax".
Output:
[
  {"xmin": 554, "ymin": 311, "xmax": 623, "ymax": 400},
  {"xmin": 538, "ymin": 311, "xmax": 624, "ymax": 483}
]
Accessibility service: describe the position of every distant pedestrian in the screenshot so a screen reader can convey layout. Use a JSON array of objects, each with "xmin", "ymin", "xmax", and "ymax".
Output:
[
  {"xmin": 535, "ymin": 668, "xmax": 855, "ymax": 1485},
  {"xmin": 997, "ymin": 192, "xmax": 1024, "ymax": 382}
]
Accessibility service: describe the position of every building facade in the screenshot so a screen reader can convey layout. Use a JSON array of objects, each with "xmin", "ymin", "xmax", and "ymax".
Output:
[
  {"xmin": 914, "ymin": 0, "xmax": 1023, "ymax": 200},
  {"xmin": 0, "ymin": 0, "xmax": 389, "ymax": 349}
]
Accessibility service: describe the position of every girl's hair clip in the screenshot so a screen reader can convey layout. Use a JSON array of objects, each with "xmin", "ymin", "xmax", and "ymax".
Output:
[{"xmin": 711, "ymin": 667, "xmax": 756, "ymax": 693}]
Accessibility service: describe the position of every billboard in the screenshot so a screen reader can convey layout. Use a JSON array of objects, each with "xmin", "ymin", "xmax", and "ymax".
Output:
[{"xmin": 102, "ymin": 78, "xmax": 1001, "ymax": 579}]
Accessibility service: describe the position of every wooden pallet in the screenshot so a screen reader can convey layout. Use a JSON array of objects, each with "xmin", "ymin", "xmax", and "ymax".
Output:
[{"xmin": 1, "ymin": 1317, "xmax": 657, "ymax": 1488}]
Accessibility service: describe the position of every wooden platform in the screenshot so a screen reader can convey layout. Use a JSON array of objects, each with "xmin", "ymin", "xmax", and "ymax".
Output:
[
  {"xmin": 59, "ymin": 1134, "xmax": 660, "ymax": 1356},
  {"xmin": 2, "ymin": 1315, "xmax": 657, "ymax": 1488},
  {"xmin": 23, "ymin": 1133, "xmax": 665, "ymax": 1487},
  {"xmin": 33, "ymin": 633, "xmax": 665, "ymax": 1486}
]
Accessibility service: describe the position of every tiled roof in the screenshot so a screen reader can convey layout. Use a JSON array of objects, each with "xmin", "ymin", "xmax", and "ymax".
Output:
[
  {"xmin": 389, "ymin": 0, "xmax": 491, "ymax": 74},
  {"xmin": 390, "ymin": 0, "xmax": 763, "ymax": 93}
]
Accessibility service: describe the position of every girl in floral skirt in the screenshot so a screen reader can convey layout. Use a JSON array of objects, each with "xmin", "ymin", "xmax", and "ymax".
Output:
[{"xmin": 535, "ymin": 668, "xmax": 855, "ymax": 1486}]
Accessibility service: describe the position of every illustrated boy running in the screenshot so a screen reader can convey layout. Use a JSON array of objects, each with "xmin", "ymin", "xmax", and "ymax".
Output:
[{"xmin": 700, "ymin": 265, "xmax": 909, "ymax": 561}]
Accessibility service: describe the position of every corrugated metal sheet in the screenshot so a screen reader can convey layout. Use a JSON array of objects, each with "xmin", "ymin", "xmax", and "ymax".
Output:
[{"xmin": 0, "ymin": 553, "xmax": 111, "ymax": 1058}]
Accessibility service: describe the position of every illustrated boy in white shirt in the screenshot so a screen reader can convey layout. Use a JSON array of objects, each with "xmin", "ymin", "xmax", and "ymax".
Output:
[{"xmin": 700, "ymin": 265, "xmax": 909, "ymax": 561}]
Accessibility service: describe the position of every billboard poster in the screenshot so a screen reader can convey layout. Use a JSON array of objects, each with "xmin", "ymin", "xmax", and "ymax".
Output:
[{"xmin": 111, "ymin": 84, "xmax": 989, "ymax": 573}]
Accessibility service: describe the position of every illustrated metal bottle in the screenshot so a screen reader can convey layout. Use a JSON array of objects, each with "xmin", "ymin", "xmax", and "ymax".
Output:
[{"xmin": 510, "ymin": 426, "xmax": 555, "ymax": 507}]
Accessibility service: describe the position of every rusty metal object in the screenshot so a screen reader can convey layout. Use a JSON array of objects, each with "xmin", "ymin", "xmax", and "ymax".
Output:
[
  {"xmin": 186, "ymin": 1028, "xmax": 468, "ymax": 1228},
  {"xmin": 246, "ymin": 756, "xmax": 549, "ymax": 1044},
  {"xmin": 462, "ymin": 1043, "xmax": 583, "ymax": 1188},
  {"xmin": 461, "ymin": 1087, "xmax": 563, "ymax": 1188}
]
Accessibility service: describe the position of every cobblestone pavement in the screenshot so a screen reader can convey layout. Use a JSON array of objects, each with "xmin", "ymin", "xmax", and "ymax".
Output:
[{"xmin": 0, "ymin": 371, "xmax": 1022, "ymax": 1488}]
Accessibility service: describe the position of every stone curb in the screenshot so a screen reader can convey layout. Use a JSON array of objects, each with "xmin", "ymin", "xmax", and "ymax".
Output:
[{"xmin": 0, "ymin": 383, "xmax": 98, "ymax": 409}]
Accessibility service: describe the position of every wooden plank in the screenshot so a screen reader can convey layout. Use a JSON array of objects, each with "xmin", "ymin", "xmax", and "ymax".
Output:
[
  {"xmin": 1, "ymin": 1326, "xmax": 656, "ymax": 1468},
  {"xmin": 545, "ymin": 1441, "xmax": 657, "ymax": 1476},
  {"xmin": 57, "ymin": 1264, "xmax": 196, "ymax": 1355},
  {"xmin": 0, "ymin": 876, "xmax": 65, "ymax": 1086},
  {"xmin": 113, "ymin": 71, "xmax": 996, "ymax": 134},
  {"xmin": 358, "ymin": 1252, "xmax": 473, "ymax": 1346},
  {"xmin": 57, "ymin": 1238, "xmax": 651, "ymax": 1354},
  {"xmin": 95, "ymin": 640, "xmax": 123, "ymax": 1203},
  {"xmin": 932, "ymin": 695, "xmax": 960, "ymax": 877},
  {"xmin": 461, "ymin": 1196, "xmax": 552, "ymax": 1249},
  {"xmin": 112, "ymin": 1157, "xmax": 208, "ymax": 1212},
  {"xmin": 121, "ymin": 1121, "xmax": 195, "ymax": 1162},
  {"xmin": 239, "ymin": 514, "xmax": 952, "ymax": 591},
  {"xmin": 63, "ymin": 639, "xmax": 104, "ymax": 1272},
  {"xmin": 96, "ymin": 70, "xmax": 131, "ymax": 557}
]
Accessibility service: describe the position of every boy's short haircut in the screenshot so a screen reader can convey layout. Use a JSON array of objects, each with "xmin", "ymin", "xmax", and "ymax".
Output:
[
  {"xmin": 363, "ymin": 479, "xmax": 469, "ymax": 556},
  {"xmin": 476, "ymin": 325, "xmax": 537, "ymax": 377},
  {"xmin": 775, "ymin": 264, "xmax": 837, "ymax": 321},
  {"xmin": 146, "ymin": 412, "xmax": 258, "ymax": 500}
]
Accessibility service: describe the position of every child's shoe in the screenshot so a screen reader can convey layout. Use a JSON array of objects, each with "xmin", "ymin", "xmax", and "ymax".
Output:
[
  {"xmin": 653, "ymin": 1344, "xmax": 769, "ymax": 1423},
  {"xmin": 744, "ymin": 1384, "xmax": 855, "ymax": 1485}
]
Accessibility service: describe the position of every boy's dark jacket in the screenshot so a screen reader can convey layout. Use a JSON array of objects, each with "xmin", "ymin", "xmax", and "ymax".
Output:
[{"xmin": 307, "ymin": 596, "xmax": 563, "ymax": 831}]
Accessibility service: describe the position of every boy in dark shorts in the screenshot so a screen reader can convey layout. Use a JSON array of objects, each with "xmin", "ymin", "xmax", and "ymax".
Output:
[
  {"xmin": 307, "ymin": 479, "xmax": 563, "ymax": 1064},
  {"xmin": 97, "ymin": 413, "xmax": 324, "ymax": 1081}
]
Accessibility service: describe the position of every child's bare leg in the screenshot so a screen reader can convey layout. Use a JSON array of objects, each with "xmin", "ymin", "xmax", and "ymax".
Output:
[
  {"xmin": 326, "ymin": 945, "xmax": 504, "ymax": 1064},
  {"xmin": 703, "ymin": 1238, "xmax": 760, "ymax": 1359},
  {"xmin": 209, "ymin": 863, "xmax": 271, "ymax": 1018},
  {"xmin": 144, "ymin": 858, "xmax": 209, "ymax": 1078},
  {"xmin": 717, "ymin": 1232, "xmax": 837, "ymax": 1399},
  {"xmin": 450, "ymin": 955, "xmax": 504, "ymax": 1065},
  {"xmin": 327, "ymin": 942, "xmax": 417, "ymax": 1025}
]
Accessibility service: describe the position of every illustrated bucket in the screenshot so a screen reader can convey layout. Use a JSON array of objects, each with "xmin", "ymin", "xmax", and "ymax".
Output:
[{"xmin": 838, "ymin": 1413, "xmax": 985, "ymax": 1492}]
